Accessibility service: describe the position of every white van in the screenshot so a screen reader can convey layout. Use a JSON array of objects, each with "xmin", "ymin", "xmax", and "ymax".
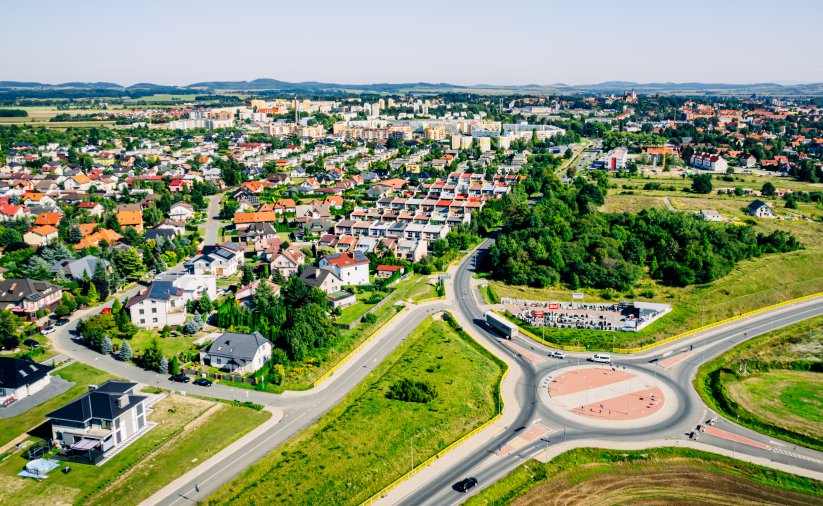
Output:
[{"xmin": 591, "ymin": 353, "xmax": 611, "ymax": 364}]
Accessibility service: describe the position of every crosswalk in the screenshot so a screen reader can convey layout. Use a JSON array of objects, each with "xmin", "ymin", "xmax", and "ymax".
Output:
[{"xmin": 772, "ymin": 447, "xmax": 823, "ymax": 465}]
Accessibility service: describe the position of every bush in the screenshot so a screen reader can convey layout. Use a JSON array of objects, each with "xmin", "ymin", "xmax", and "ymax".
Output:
[
  {"xmin": 386, "ymin": 378, "xmax": 438, "ymax": 403},
  {"xmin": 362, "ymin": 313, "xmax": 378, "ymax": 325}
]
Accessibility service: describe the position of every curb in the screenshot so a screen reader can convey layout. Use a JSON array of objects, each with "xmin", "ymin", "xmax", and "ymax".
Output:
[
  {"xmin": 361, "ymin": 331, "xmax": 509, "ymax": 506},
  {"xmin": 312, "ymin": 305, "xmax": 408, "ymax": 388}
]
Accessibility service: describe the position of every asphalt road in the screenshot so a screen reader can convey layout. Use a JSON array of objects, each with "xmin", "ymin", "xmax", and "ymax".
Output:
[
  {"xmin": 203, "ymin": 192, "xmax": 225, "ymax": 246},
  {"xmin": 394, "ymin": 241, "xmax": 823, "ymax": 506}
]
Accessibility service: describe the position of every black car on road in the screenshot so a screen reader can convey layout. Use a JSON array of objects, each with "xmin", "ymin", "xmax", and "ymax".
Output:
[
  {"xmin": 169, "ymin": 374, "xmax": 190, "ymax": 383},
  {"xmin": 23, "ymin": 338, "xmax": 40, "ymax": 348},
  {"xmin": 453, "ymin": 477, "xmax": 478, "ymax": 492},
  {"xmin": 193, "ymin": 378, "xmax": 213, "ymax": 387}
]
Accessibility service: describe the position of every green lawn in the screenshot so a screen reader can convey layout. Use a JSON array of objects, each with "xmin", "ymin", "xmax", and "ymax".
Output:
[
  {"xmin": 466, "ymin": 447, "xmax": 823, "ymax": 506},
  {"xmin": 123, "ymin": 329, "xmax": 202, "ymax": 359},
  {"xmin": 392, "ymin": 274, "xmax": 438, "ymax": 302},
  {"xmin": 0, "ymin": 394, "xmax": 269, "ymax": 506},
  {"xmin": 0, "ymin": 363, "xmax": 115, "ymax": 448},
  {"xmin": 695, "ymin": 316, "xmax": 823, "ymax": 451},
  {"xmin": 207, "ymin": 316, "xmax": 505, "ymax": 505},
  {"xmin": 336, "ymin": 290, "xmax": 388, "ymax": 326}
]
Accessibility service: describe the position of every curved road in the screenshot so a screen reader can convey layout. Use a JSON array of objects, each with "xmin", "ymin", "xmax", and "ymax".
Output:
[{"xmin": 392, "ymin": 240, "xmax": 823, "ymax": 506}]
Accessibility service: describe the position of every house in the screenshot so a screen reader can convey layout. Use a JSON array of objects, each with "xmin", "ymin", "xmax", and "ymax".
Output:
[
  {"xmin": 739, "ymin": 154, "xmax": 757, "ymax": 168},
  {"xmin": 76, "ymin": 228, "xmax": 122, "ymax": 250},
  {"xmin": 690, "ymin": 152, "xmax": 728, "ymax": 172},
  {"xmin": 23, "ymin": 225, "xmax": 59, "ymax": 247},
  {"xmin": 50, "ymin": 255, "xmax": 110, "ymax": 281},
  {"xmin": 299, "ymin": 266, "xmax": 343, "ymax": 294},
  {"xmin": 699, "ymin": 210, "xmax": 724, "ymax": 222},
  {"xmin": 63, "ymin": 174, "xmax": 93, "ymax": 191},
  {"xmin": 125, "ymin": 274, "xmax": 216, "ymax": 329},
  {"xmin": 34, "ymin": 212, "xmax": 62, "ymax": 227},
  {"xmin": 0, "ymin": 204, "xmax": 26, "ymax": 222},
  {"xmin": 200, "ymin": 331, "xmax": 272, "ymax": 374},
  {"xmin": 77, "ymin": 201, "xmax": 104, "ymax": 217},
  {"xmin": 235, "ymin": 279, "xmax": 280, "ymax": 303},
  {"xmin": 747, "ymin": 199, "xmax": 775, "ymax": 218},
  {"xmin": 237, "ymin": 222, "xmax": 277, "ymax": 244},
  {"xmin": 47, "ymin": 381, "xmax": 150, "ymax": 460},
  {"xmin": 0, "ymin": 357, "xmax": 53, "ymax": 406},
  {"xmin": 0, "ymin": 278, "xmax": 63, "ymax": 319},
  {"xmin": 319, "ymin": 251, "xmax": 370, "ymax": 286},
  {"xmin": 376, "ymin": 265, "xmax": 404, "ymax": 279},
  {"xmin": 270, "ymin": 245, "xmax": 306, "ymax": 277},
  {"xmin": 396, "ymin": 239, "xmax": 427, "ymax": 262},
  {"xmin": 233, "ymin": 211, "xmax": 276, "ymax": 231},
  {"xmin": 116, "ymin": 210, "xmax": 144, "ymax": 233},
  {"xmin": 185, "ymin": 242, "xmax": 245, "ymax": 277},
  {"xmin": 169, "ymin": 202, "xmax": 195, "ymax": 222}
]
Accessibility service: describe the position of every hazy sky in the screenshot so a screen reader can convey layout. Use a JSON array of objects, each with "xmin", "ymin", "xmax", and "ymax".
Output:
[{"xmin": 3, "ymin": 0, "xmax": 821, "ymax": 86}]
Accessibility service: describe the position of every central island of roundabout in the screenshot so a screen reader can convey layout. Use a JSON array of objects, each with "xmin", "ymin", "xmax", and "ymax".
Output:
[{"xmin": 537, "ymin": 364, "xmax": 679, "ymax": 429}]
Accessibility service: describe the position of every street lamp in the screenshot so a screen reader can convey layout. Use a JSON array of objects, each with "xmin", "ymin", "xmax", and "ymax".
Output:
[{"xmin": 410, "ymin": 435, "xmax": 419, "ymax": 473}]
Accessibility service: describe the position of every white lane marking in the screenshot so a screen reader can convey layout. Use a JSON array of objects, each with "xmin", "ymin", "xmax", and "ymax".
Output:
[{"xmin": 772, "ymin": 447, "xmax": 823, "ymax": 465}]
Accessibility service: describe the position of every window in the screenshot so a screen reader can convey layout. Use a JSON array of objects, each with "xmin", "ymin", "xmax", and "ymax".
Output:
[
  {"xmin": 151, "ymin": 308, "xmax": 157, "ymax": 314},
  {"xmin": 139, "ymin": 309, "xmax": 144, "ymax": 315},
  {"xmin": 152, "ymin": 318, "xmax": 158, "ymax": 323},
  {"xmin": 140, "ymin": 319, "xmax": 145, "ymax": 324}
]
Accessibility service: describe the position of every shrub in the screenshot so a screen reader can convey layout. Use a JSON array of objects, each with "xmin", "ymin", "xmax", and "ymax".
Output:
[
  {"xmin": 362, "ymin": 313, "xmax": 378, "ymax": 325},
  {"xmin": 386, "ymin": 378, "xmax": 438, "ymax": 403}
]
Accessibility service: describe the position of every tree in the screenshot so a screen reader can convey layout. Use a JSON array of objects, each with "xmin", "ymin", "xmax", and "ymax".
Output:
[
  {"xmin": 241, "ymin": 264, "xmax": 255, "ymax": 286},
  {"xmin": 113, "ymin": 247, "xmax": 145, "ymax": 281},
  {"xmin": 101, "ymin": 337, "xmax": 113, "ymax": 355},
  {"xmin": 86, "ymin": 282, "xmax": 99, "ymax": 305},
  {"xmin": 761, "ymin": 181, "xmax": 776, "ymax": 197},
  {"xmin": 23, "ymin": 256, "xmax": 52, "ymax": 280},
  {"xmin": 92, "ymin": 261, "xmax": 112, "ymax": 299},
  {"xmin": 78, "ymin": 313, "xmax": 118, "ymax": 350},
  {"xmin": 0, "ymin": 310, "xmax": 20, "ymax": 350},
  {"xmin": 170, "ymin": 355, "xmax": 180, "ymax": 375},
  {"xmin": 198, "ymin": 292, "xmax": 213, "ymax": 314},
  {"xmin": 691, "ymin": 174, "xmax": 713, "ymax": 194},
  {"xmin": 118, "ymin": 340, "xmax": 132, "ymax": 361},
  {"xmin": 67, "ymin": 225, "xmax": 83, "ymax": 244},
  {"xmin": 184, "ymin": 312, "xmax": 203, "ymax": 334},
  {"xmin": 142, "ymin": 338, "xmax": 164, "ymax": 371},
  {"xmin": 158, "ymin": 356, "xmax": 169, "ymax": 374}
]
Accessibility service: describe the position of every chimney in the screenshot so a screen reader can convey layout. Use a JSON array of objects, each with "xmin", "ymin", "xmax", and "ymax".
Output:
[{"xmin": 88, "ymin": 384, "xmax": 97, "ymax": 392}]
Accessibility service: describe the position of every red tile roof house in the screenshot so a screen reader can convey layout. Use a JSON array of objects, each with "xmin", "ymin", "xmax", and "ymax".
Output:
[
  {"xmin": 319, "ymin": 251, "xmax": 370, "ymax": 286},
  {"xmin": 375, "ymin": 265, "xmax": 404, "ymax": 279}
]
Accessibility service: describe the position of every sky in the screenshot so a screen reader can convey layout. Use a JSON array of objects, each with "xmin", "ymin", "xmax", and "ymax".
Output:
[{"xmin": 3, "ymin": 0, "xmax": 822, "ymax": 86}]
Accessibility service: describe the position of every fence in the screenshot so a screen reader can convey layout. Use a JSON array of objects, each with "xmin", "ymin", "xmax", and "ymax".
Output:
[
  {"xmin": 313, "ymin": 305, "xmax": 409, "ymax": 388},
  {"xmin": 182, "ymin": 368, "xmax": 258, "ymax": 385}
]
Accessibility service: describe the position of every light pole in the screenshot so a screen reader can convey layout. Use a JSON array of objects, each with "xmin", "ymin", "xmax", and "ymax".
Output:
[{"xmin": 410, "ymin": 435, "xmax": 418, "ymax": 473}]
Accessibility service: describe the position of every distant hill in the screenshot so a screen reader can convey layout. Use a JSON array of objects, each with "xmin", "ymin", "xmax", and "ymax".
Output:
[{"xmin": 0, "ymin": 79, "xmax": 820, "ymax": 96}]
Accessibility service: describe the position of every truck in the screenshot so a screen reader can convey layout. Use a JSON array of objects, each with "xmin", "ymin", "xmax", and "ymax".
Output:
[{"xmin": 484, "ymin": 311, "xmax": 519, "ymax": 339}]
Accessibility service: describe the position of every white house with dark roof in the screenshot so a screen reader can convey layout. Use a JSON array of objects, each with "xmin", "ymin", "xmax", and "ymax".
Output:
[
  {"xmin": 169, "ymin": 202, "xmax": 195, "ymax": 222},
  {"xmin": 200, "ymin": 331, "xmax": 272, "ymax": 374},
  {"xmin": 0, "ymin": 357, "xmax": 53, "ymax": 406},
  {"xmin": 47, "ymin": 380, "xmax": 151, "ymax": 460},
  {"xmin": 319, "ymin": 250, "xmax": 370, "ymax": 286},
  {"xmin": 185, "ymin": 242, "xmax": 245, "ymax": 277}
]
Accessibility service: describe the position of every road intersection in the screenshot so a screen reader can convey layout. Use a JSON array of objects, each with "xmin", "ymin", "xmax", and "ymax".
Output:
[{"xmin": 44, "ymin": 233, "xmax": 823, "ymax": 505}]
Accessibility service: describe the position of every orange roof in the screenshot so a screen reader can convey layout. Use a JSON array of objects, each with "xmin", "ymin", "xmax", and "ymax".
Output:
[
  {"xmin": 325, "ymin": 195, "xmax": 344, "ymax": 205},
  {"xmin": 117, "ymin": 210, "xmax": 143, "ymax": 226},
  {"xmin": 34, "ymin": 212, "xmax": 62, "ymax": 226},
  {"xmin": 28, "ymin": 225, "xmax": 58, "ymax": 236},
  {"xmin": 234, "ymin": 211, "xmax": 276, "ymax": 224},
  {"xmin": 22, "ymin": 192, "xmax": 46, "ymax": 202},
  {"xmin": 275, "ymin": 199, "xmax": 296, "ymax": 208},
  {"xmin": 76, "ymin": 228, "xmax": 122, "ymax": 249},
  {"xmin": 78, "ymin": 223, "xmax": 98, "ymax": 237},
  {"xmin": 72, "ymin": 174, "xmax": 92, "ymax": 184},
  {"xmin": 378, "ymin": 178, "xmax": 406, "ymax": 189}
]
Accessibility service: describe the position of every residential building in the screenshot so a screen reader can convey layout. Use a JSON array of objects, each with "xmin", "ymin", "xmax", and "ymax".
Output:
[
  {"xmin": 0, "ymin": 278, "xmax": 63, "ymax": 319},
  {"xmin": 23, "ymin": 225, "xmax": 58, "ymax": 247},
  {"xmin": 47, "ymin": 381, "xmax": 150, "ymax": 460},
  {"xmin": 116, "ymin": 210, "xmax": 144, "ymax": 233},
  {"xmin": 270, "ymin": 245, "xmax": 306, "ymax": 277},
  {"xmin": 747, "ymin": 199, "xmax": 775, "ymax": 218},
  {"xmin": 690, "ymin": 152, "xmax": 729, "ymax": 172},
  {"xmin": 319, "ymin": 251, "xmax": 370, "ymax": 286},
  {"xmin": 299, "ymin": 266, "xmax": 343, "ymax": 294},
  {"xmin": 185, "ymin": 242, "xmax": 245, "ymax": 277},
  {"xmin": 50, "ymin": 255, "xmax": 110, "ymax": 281},
  {"xmin": 0, "ymin": 357, "xmax": 53, "ymax": 406},
  {"xmin": 169, "ymin": 202, "xmax": 195, "ymax": 222},
  {"xmin": 200, "ymin": 331, "xmax": 272, "ymax": 374},
  {"xmin": 125, "ymin": 274, "xmax": 216, "ymax": 329},
  {"xmin": 699, "ymin": 210, "xmax": 724, "ymax": 222}
]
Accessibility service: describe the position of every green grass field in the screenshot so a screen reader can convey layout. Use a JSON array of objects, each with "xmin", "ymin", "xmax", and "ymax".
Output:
[
  {"xmin": 695, "ymin": 315, "xmax": 823, "ymax": 451},
  {"xmin": 0, "ymin": 363, "xmax": 116, "ymax": 448},
  {"xmin": 336, "ymin": 290, "xmax": 389, "ymax": 326},
  {"xmin": 123, "ymin": 329, "xmax": 202, "ymax": 359},
  {"xmin": 207, "ymin": 315, "xmax": 505, "ymax": 505},
  {"xmin": 466, "ymin": 447, "xmax": 822, "ymax": 506},
  {"xmin": 0, "ymin": 394, "xmax": 269, "ymax": 506}
]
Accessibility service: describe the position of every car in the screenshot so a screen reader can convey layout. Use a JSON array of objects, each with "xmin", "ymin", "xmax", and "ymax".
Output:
[
  {"xmin": 591, "ymin": 353, "xmax": 612, "ymax": 364},
  {"xmin": 41, "ymin": 326, "xmax": 56, "ymax": 335},
  {"xmin": 23, "ymin": 339, "xmax": 40, "ymax": 348},
  {"xmin": 453, "ymin": 477, "xmax": 478, "ymax": 493},
  {"xmin": 549, "ymin": 351, "xmax": 566, "ymax": 359},
  {"xmin": 55, "ymin": 319, "xmax": 70, "ymax": 326},
  {"xmin": 193, "ymin": 378, "xmax": 213, "ymax": 387},
  {"xmin": 101, "ymin": 307, "xmax": 112, "ymax": 314},
  {"xmin": 169, "ymin": 374, "xmax": 190, "ymax": 383}
]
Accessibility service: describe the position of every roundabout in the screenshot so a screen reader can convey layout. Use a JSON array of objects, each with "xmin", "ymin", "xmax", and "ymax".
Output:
[{"xmin": 537, "ymin": 364, "xmax": 679, "ymax": 429}]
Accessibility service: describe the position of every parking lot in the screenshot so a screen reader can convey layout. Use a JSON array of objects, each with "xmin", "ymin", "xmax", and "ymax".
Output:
[{"xmin": 501, "ymin": 298, "xmax": 671, "ymax": 332}]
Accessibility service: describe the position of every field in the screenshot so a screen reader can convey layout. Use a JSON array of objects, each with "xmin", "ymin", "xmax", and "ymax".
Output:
[
  {"xmin": 466, "ymin": 447, "xmax": 822, "ymax": 506},
  {"xmin": 489, "ymin": 175, "xmax": 823, "ymax": 350},
  {"xmin": 0, "ymin": 363, "xmax": 115, "ymax": 449},
  {"xmin": 0, "ymin": 394, "xmax": 269, "ymax": 506},
  {"xmin": 207, "ymin": 315, "xmax": 505, "ymax": 505},
  {"xmin": 695, "ymin": 315, "xmax": 823, "ymax": 450},
  {"xmin": 336, "ymin": 289, "xmax": 390, "ymax": 326},
  {"xmin": 126, "ymin": 328, "xmax": 204, "ymax": 359}
]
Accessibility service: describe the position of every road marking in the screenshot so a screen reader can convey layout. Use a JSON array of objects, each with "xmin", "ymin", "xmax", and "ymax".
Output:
[
  {"xmin": 769, "ymin": 440, "xmax": 785, "ymax": 447},
  {"xmin": 772, "ymin": 447, "xmax": 823, "ymax": 465}
]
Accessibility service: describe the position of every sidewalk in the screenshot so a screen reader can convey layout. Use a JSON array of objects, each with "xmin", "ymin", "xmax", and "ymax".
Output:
[
  {"xmin": 374, "ymin": 301, "xmax": 525, "ymax": 505},
  {"xmin": 139, "ymin": 405, "xmax": 284, "ymax": 506}
]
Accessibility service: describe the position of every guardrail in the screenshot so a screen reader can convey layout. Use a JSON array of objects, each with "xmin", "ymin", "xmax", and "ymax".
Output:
[
  {"xmin": 361, "ymin": 367, "xmax": 509, "ymax": 506},
  {"xmin": 613, "ymin": 291, "xmax": 823, "ymax": 354},
  {"xmin": 312, "ymin": 305, "xmax": 408, "ymax": 388}
]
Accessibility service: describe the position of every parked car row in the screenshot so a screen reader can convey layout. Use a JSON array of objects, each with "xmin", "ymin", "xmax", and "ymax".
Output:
[{"xmin": 169, "ymin": 374, "xmax": 213, "ymax": 387}]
